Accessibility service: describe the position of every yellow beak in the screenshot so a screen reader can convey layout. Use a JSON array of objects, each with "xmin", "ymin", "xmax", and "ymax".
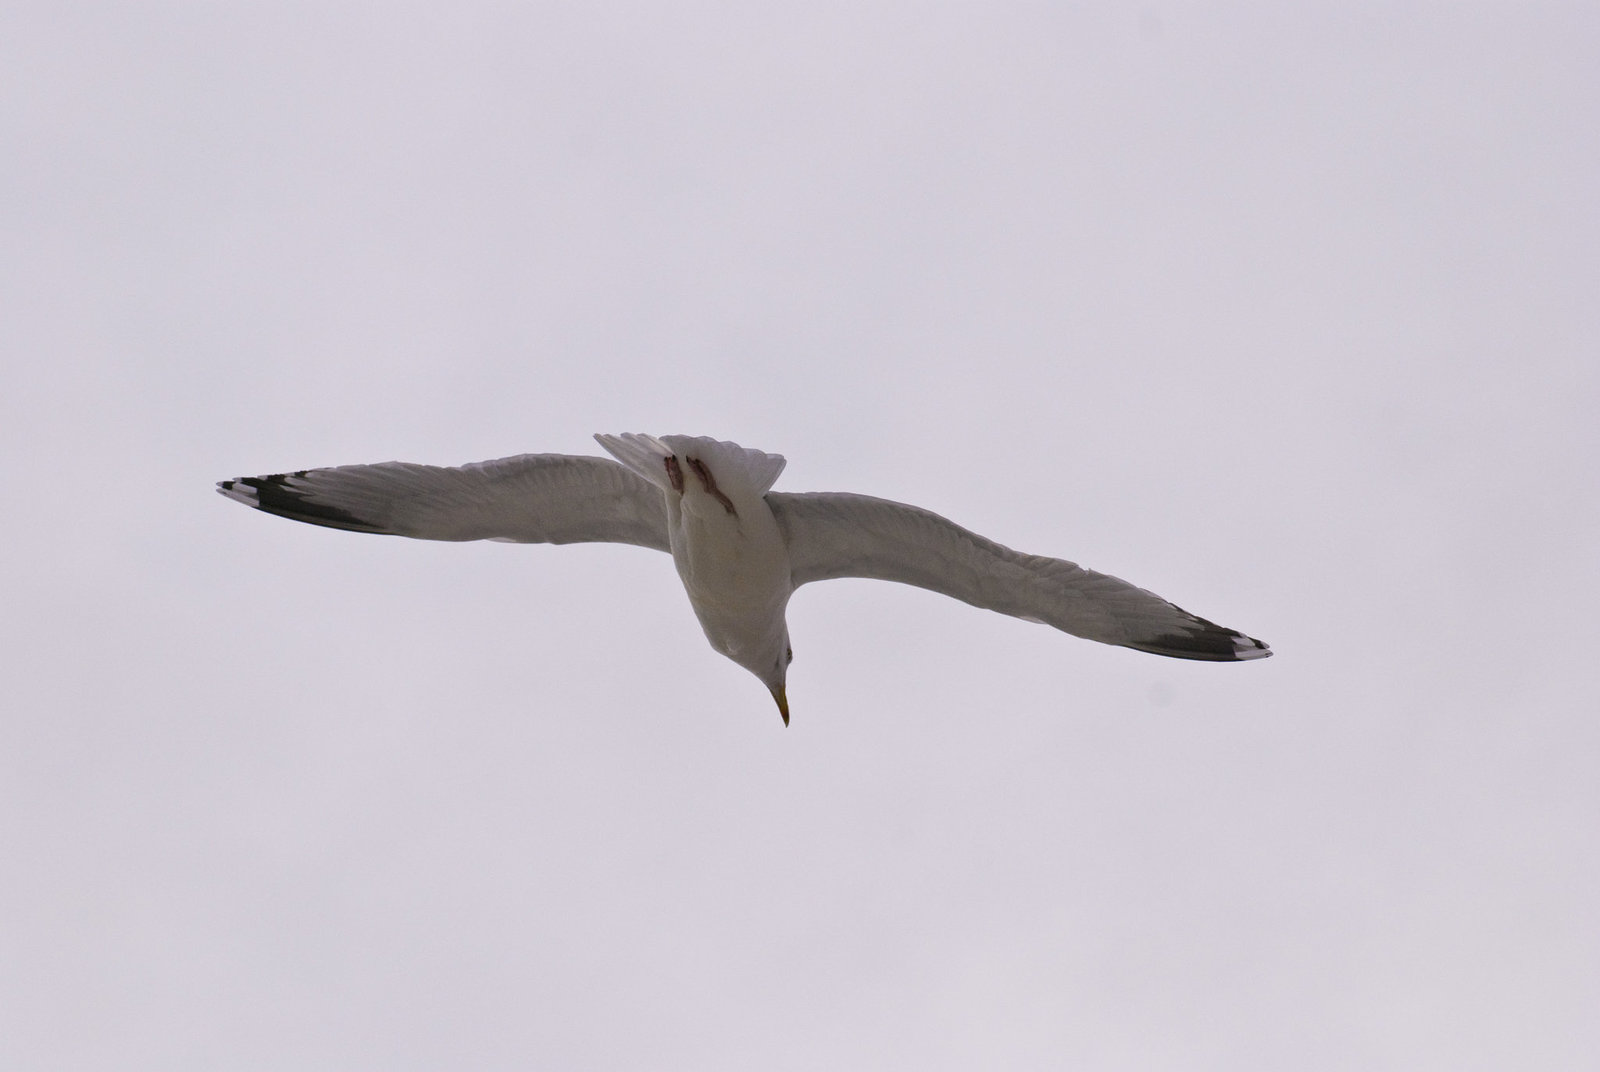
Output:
[{"xmin": 770, "ymin": 684, "xmax": 790, "ymax": 727}]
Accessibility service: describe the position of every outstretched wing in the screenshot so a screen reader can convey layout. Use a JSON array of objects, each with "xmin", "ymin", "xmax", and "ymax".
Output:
[
  {"xmin": 768, "ymin": 491, "xmax": 1269, "ymax": 661},
  {"xmin": 218, "ymin": 453, "xmax": 670, "ymax": 551}
]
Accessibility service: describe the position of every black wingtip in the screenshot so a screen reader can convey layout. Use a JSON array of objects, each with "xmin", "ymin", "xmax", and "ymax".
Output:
[
  {"xmin": 215, "ymin": 471, "xmax": 386, "ymax": 534},
  {"xmin": 1125, "ymin": 617, "xmax": 1273, "ymax": 662},
  {"xmin": 216, "ymin": 477, "xmax": 257, "ymax": 505}
]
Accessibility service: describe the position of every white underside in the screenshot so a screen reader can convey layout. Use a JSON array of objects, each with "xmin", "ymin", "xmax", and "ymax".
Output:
[
  {"xmin": 595, "ymin": 433, "xmax": 793, "ymax": 669},
  {"xmin": 671, "ymin": 485, "xmax": 791, "ymax": 662}
]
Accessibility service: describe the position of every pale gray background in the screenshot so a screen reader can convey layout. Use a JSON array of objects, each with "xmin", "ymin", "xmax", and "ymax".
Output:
[{"xmin": 3, "ymin": 4, "xmax": 1596, "ymax": 1069}]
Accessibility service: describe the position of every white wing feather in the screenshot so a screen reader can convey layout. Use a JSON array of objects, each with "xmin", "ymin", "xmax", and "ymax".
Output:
[
  {"xmin": 768, "ymin": 491, "xmax": 1269, "ymax": 661},
  {"xmin": 217, "ymin": 454, "xmax": 669, "ymax": 551}
]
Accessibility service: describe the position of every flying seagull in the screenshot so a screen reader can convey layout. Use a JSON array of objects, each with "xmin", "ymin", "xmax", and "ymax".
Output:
[{"xmin": 218, "ymin": 433, "xmax": 1270, "ymax": 724}]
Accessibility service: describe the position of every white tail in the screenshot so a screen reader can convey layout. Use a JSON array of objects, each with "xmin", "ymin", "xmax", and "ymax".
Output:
[
  {"xmin": 593, "ymin": 433, "xmax": 677, "ymax": 491},
  {"xmin": 595, "ymin": 433, "xmax": 787, "ymax": 497}
]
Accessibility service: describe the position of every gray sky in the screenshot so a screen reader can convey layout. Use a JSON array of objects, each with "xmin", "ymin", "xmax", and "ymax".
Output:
[{"xmin": 4, "ymin": 4, "xmax": 1597, "ymax": 1068}]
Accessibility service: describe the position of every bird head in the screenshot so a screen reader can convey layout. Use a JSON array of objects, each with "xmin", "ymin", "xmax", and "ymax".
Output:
[
  {"xmin": 721, "ymin": 629, "xmax": 793, "ymax": 726},
  {"xmin": 758, "ymin": 639, "xmax": 794, "ymax": 727}
]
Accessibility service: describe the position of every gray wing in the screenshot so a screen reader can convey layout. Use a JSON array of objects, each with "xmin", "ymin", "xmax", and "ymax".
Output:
[
  {"xmin": 768, "ymin": 491, "xmax": 1269, "ymax": 662},
  {"xmin": 218, "ymin": 453, "xmax": 669, "ymax": 551}
]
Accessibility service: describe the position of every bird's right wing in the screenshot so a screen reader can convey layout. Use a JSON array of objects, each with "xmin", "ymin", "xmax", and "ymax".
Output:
[
  {"xmin": 218, "ymin": 453, "xmax": 670, "ymax": 551},
  {"xmin": 768, "ymin": 491, "xmax": 1269, "ymax": 661}
]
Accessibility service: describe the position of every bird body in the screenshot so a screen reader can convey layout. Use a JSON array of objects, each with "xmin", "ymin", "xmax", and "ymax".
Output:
[
  {"xmin": 218, "ymin": 433, "xmax": 1270, "ymax": 723},
  {"xmin": 596, "ymin": 434, "xmax": 796, "ymax": 717}
]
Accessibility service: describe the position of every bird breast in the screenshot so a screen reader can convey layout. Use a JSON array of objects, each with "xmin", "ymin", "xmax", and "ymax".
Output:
[{"xmin": 669, "ymin": 491, "xmax": 791, "ymax": 612}]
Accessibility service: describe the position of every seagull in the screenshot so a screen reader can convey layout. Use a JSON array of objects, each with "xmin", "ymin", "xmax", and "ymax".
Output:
[{"xmin": 218, "ymin": 433, "xmax": 1270, "ymax": 724}]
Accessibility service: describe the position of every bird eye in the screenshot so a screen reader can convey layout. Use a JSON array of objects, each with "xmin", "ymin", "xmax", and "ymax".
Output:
[{"xmin": 786, "ymin": 646, "xmax": 794, "ymax": 665}]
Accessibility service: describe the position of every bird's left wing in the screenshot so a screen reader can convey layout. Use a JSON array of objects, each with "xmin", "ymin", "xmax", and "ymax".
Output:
[
  {"xmin": 218, "ymin": 453, "xmax": 669, "ymax": 550},
  {"xmin": 768, "ymin": 491, "xmax": 1269, "ymax": 661}
]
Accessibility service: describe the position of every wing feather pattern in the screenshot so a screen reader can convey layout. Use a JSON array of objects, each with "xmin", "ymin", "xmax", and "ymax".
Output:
[
  {"xmin": 217, "ymin": 454, "xmax": 669, "ymax": 551},
  {"xmin": 768, "ymin": 491, "xmax": 1269, "ymax": 661}
]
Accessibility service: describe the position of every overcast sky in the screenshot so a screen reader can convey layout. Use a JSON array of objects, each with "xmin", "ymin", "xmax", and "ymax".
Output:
[{"xmin": 4, "ymin": 4, "xmax": 1597, "ymax": 1069}]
